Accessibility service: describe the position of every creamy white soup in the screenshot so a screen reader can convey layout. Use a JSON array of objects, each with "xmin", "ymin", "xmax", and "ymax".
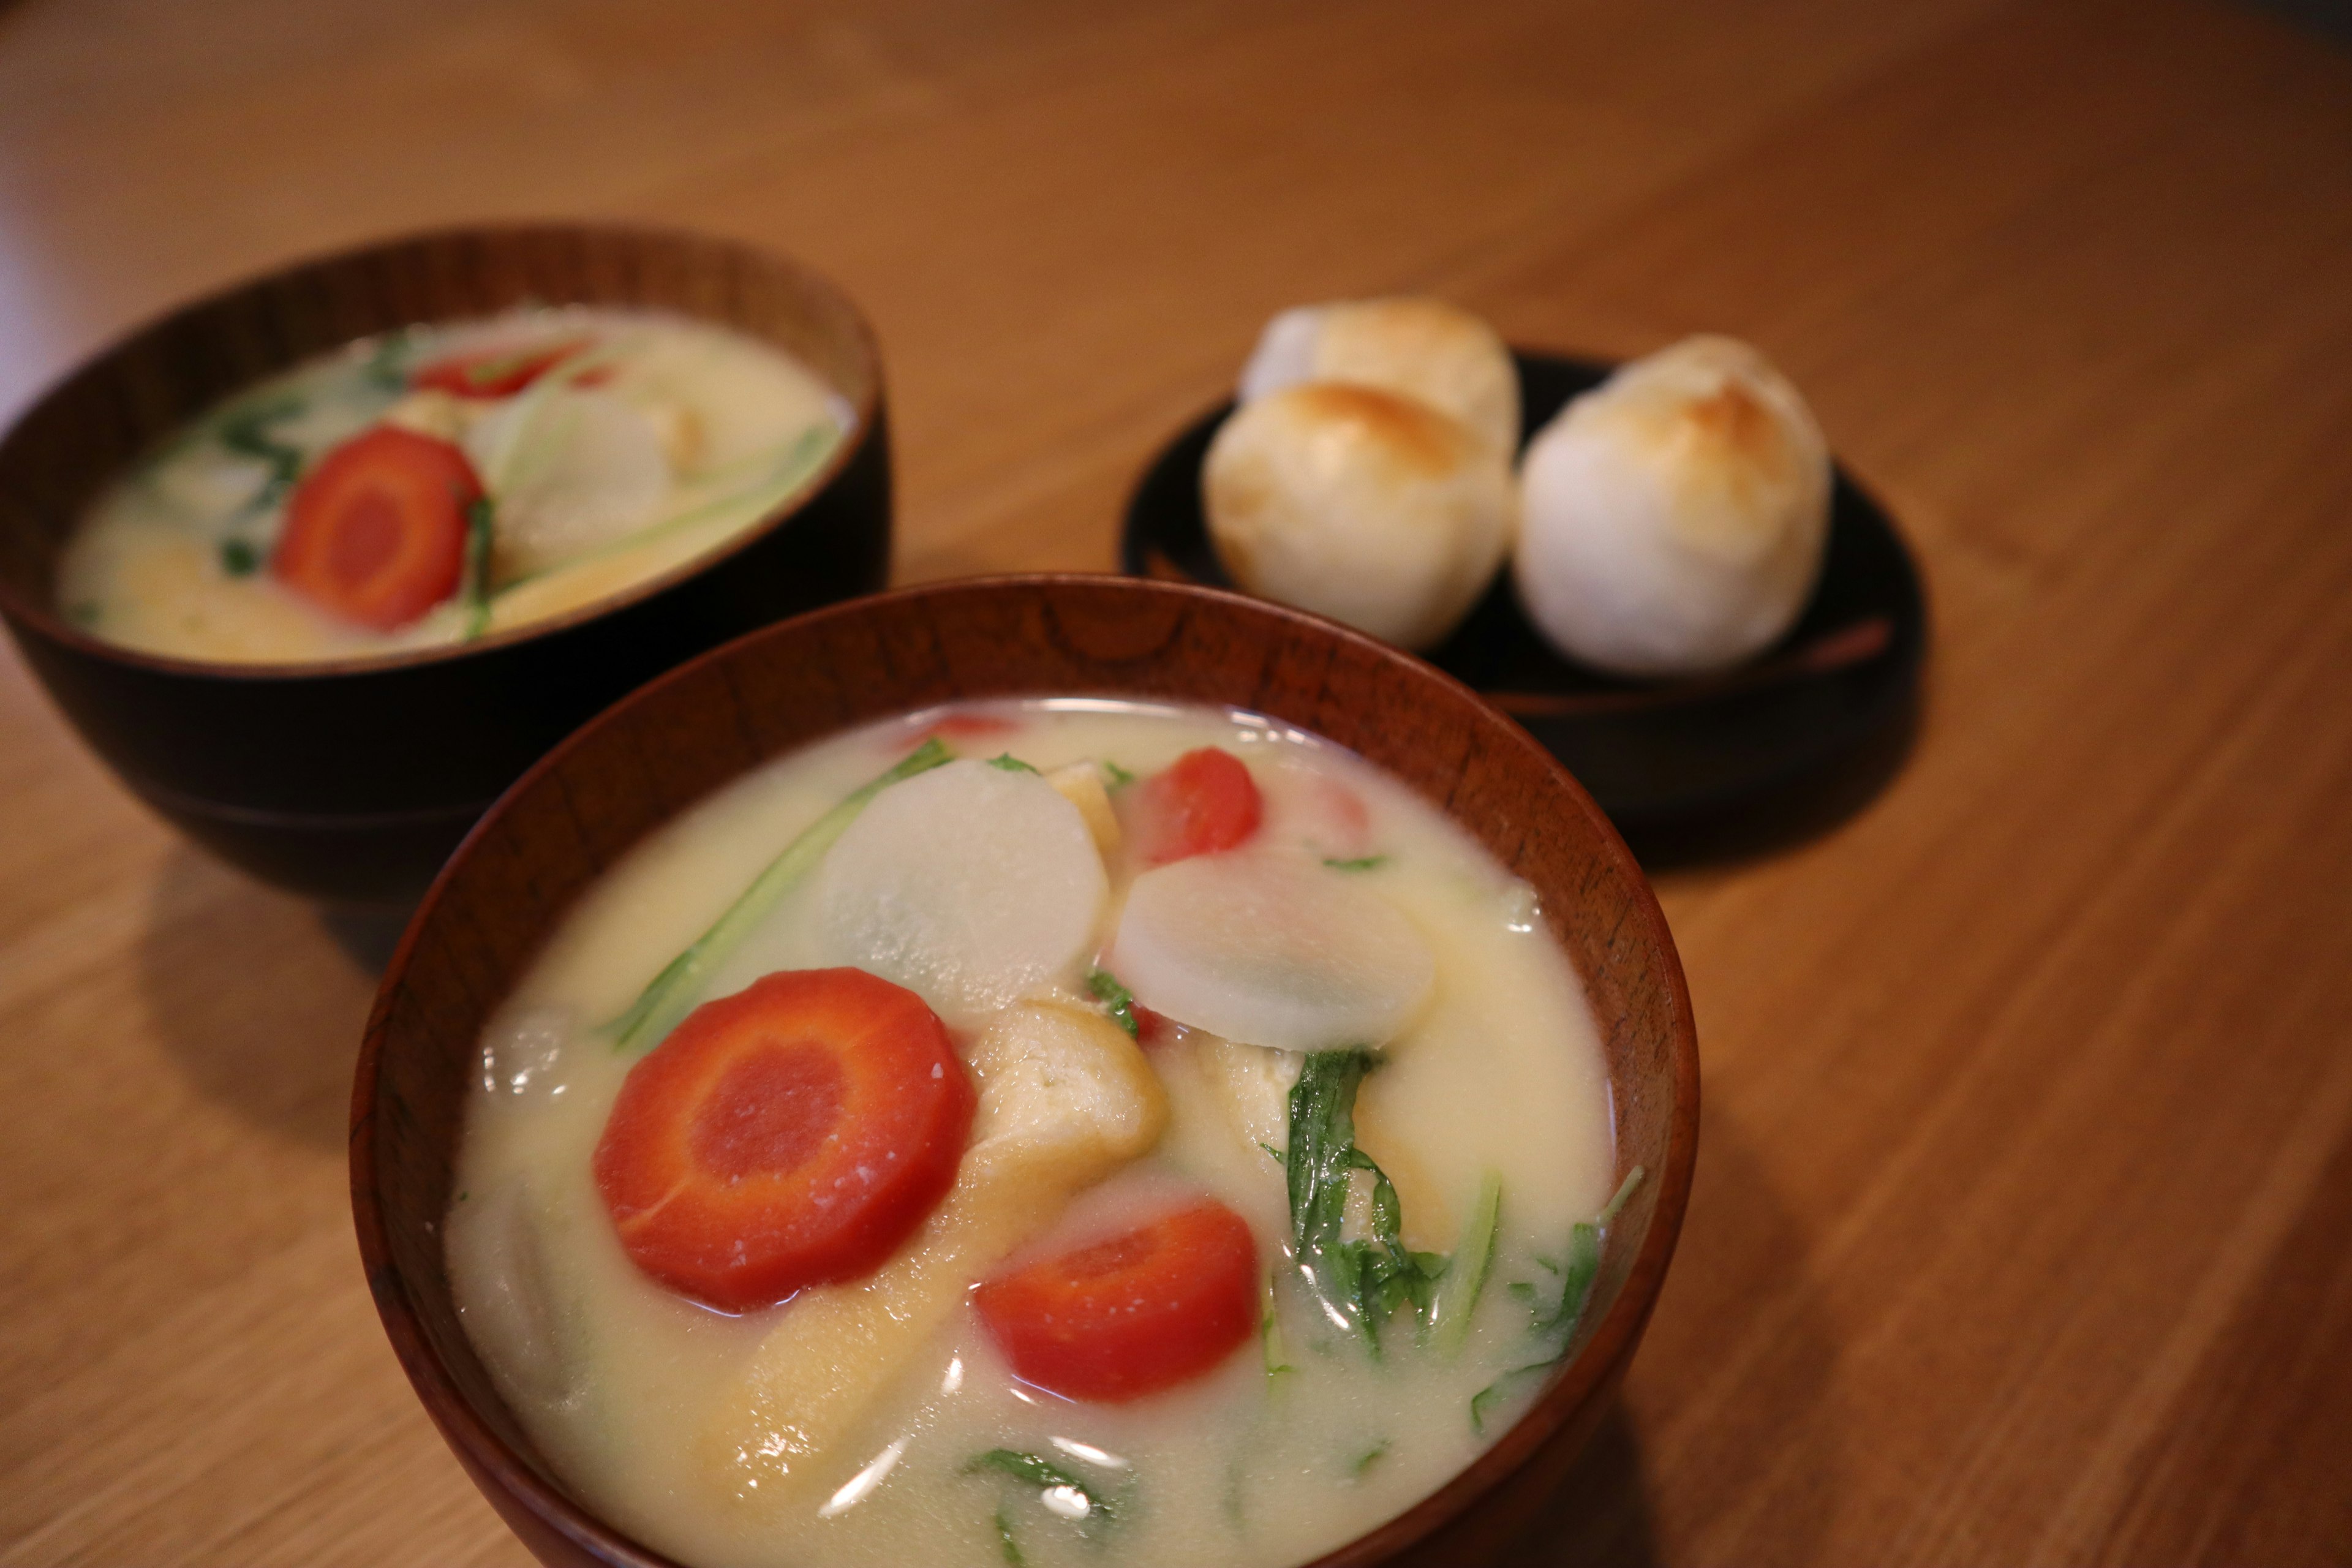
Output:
[
  {"xmin": 59, "ymin": 306, "xmax": 849, "ymax": 664},
  {"xmin": 448, "ymin": 699, "xmax": 1627, "ymax": 1568}
]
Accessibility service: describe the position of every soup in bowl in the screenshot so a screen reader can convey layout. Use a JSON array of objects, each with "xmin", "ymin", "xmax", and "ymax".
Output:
[
  {"xmin": 352, "ymin": 575, "xmax": 1698, "ymax": 1568},
  {"xmin": 0, "ymin": 224, "xmax": 890, "ymax": 905}
]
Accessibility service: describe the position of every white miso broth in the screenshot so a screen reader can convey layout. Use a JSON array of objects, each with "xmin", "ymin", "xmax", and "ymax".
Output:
[
  {"xmin": 448, "ymin": 699, "xmax": 1620, "ymax": 1568},
  {"xmin": 58, "ymin": 306, "xmax": 850, "ymax": 664}
]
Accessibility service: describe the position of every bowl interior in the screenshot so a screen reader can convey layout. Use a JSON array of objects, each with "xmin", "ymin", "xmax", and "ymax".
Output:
[
  {"xmin": 354, "ymin": 575, "xmax": 1698, "ymax": 1566},
  {"xmin": 0, "ymin": 222, "xmax": 881, "ymax": 660}
]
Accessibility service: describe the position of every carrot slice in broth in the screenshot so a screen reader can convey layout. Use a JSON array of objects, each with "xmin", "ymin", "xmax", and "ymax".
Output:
[
  {"xmin": 593, "ymin": 968, "xmax": 974, "ymax": 1312},
  {"xmin": 1131, "ymin": 747, "xmax": 1263, "ymax": 865},
  {"xmin": 271, "ymin": 426, "xmax": 480, "ymax": 630},
  {"xmin": 974, "ymin": 1199, "xmax": 1258, "ymax": 1401}
]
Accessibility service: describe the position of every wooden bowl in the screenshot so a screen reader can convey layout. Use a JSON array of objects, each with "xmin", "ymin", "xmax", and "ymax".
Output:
[
  {"xmin": 0, "ymin": 224, "xmax": 891, "ymax": 908},
  {"xmin": 352, "ymin": 574, "xmax": 1700, "ymax": 1568}
]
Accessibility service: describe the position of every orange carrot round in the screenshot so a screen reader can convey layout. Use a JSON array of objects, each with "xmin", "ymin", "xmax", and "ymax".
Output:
[
  {"xmin": 271, "ymin": 426, "xmax": 480, "ymax": 630},
  {"xmin": 974, "ymin": 1199, "xmax": 1259, "ymax": 1401},
  {"xmin": 593, "ymin": 968, "xmax": 974, "ymax": 1312},
  {"xmin": 1131, "ymin": 747, "xmax": 1263, "ymax": 866}
]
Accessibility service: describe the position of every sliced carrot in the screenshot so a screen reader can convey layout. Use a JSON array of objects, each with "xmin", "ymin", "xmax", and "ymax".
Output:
[
  {"xmin": 925, "ymin": 712, "xmax": 1023, "ymax": 742},
  {"xmin": 410, "ymin": 336, "xmax": 590, "ymax": 398},
  {"xmin": 1131, "ymin": 747, "xmax": 1263, "ymax": 866},
  {"xmin": 1133, "ymin": 1003, "xmax": 1174, "ymax": 1046},
  {"xmin": 592, "ymin": 968, "xmax": 974, "ymax": 1312},
  {"xmin": 973, "ymin": 1199, "xmax": 1258, "ymax": 1401},
  {"xmin": 271, "ymin": 426, "xmax": 480, "ymax": 630}
]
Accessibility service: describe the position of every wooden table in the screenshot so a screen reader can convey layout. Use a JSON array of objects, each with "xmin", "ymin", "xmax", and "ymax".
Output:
[{"xmin": 4, "ymin": 0, "xmax": 2349, "ymax": 1562}]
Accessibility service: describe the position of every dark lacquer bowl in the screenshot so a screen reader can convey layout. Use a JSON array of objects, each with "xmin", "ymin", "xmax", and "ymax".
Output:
[
  {"xmin": 352, "ymin": 574, "xmax": 1700, "ymax": 1568},
  {"xmin": 0, "ymin": 224, "xmax": 891, "ymax": 908}
]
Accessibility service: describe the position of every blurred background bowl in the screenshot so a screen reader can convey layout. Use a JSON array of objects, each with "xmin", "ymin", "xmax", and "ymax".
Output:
[
  {"xmin": 0, "ymin": 222, "xmax": 891, "ymax": 908},
  {"xmin": 351, "ymin": 573, "xmax": 1699, "ymax": 1568}
]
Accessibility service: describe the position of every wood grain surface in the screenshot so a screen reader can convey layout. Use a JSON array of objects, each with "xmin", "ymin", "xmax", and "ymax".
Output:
[{"xmin": 2, "ymin": 1, "xmax": 2348, "ymax": 1564}]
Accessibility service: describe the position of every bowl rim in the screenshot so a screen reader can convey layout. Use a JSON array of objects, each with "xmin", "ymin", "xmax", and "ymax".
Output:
[
  {"xmin": 0, "ymin": 219, "xmax": 884, "ymax": 684},
  {"xmin": 350, "ymin": 571, "xmax": 1700, "ymax": 1568}
]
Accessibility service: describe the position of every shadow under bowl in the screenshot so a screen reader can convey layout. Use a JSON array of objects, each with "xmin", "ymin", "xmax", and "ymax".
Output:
[
  {"xmin": 352, "ymin": 573, "xmax": 1700, "ymax": 1568},
  {"xmin": 0, "ymin": 222, "xmax": 892, "ymax": 908}
]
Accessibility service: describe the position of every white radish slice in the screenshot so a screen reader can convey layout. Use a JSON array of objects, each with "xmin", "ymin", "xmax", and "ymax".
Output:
[
  {"xmin": 443, "ymin": 1178, "xmax": 579, "ymax": 1404},
  {"xmin": 1110, "ymin": 851, "xmax": 1434, "ymax": 1053},
  {"xmin": 466, "ymin": 388, "xmax": 671, "ymax": 576},
  {"xmin": 818, "ymin": 759, "xmax": 1107, "ymax": 1029}
]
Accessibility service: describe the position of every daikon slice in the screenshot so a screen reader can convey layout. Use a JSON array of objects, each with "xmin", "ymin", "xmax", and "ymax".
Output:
[
  {"xmin": 817, "ymin": 759, "xmax": 1107, "ymax": 1028},
  {"xmin": 466, "ymin": 387, "xmax": 671, "ymax": 577},
  {"xmin": 1110, "ymin": 851, "xmax": 1434, "ymax": 1053}
]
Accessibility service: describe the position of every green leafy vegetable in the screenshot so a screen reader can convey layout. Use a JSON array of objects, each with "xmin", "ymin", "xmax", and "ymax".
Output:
[
  {"xmin": 360, "ymin": 328, "xmax": 414, "ymax": 391},
  {"xmin": 1261, "ymin": 1269, "xmax": 1294, "ymax": 1381},
  {"xmin": 1520, "ymin": 1167, "xmax": 1644, "ymax": 1337},
  {"xmin": 1351, "ymin": 1439, "xmax": 1392, "ymax": 1478},
  {"xmin": 1469, "ymin": 1360, "xmax": 1552, "ymax": 1435},
  {"xmin": 987, "ymin": 752, "xmax": 1040, "ymax": 774},
  {"xmin": 1431, "ymin": 1170, "xmax": 1502, "ymax": 1356},
  {"xmin": 1084, "ymin": 967, "xmax": 1137, "ymax": 1036},
  {"xmin": 993, "ymin": 1502, "xmax": 1027, "ymax": 1567},
  {"xmin": 1600, "ymin": 1166, "xmax": 1645, "ymax": 1225},
  {"xmin": 1470, "ymin": 1167, "xmax": 1646, "ymax": 1432},
  {"xmin": 1101, "ymin": 760, "xmax": 1136, "ymax": 791},
  {"xmin": 605, "ymin": 736, "xmax": 953, "ymax": 1052},
  {"xmin": 1322, "ymin": 854, "xmax": 1389, "ymax": 872},
  {"xmin": 462, "ymin": 496, "xmax": 497, "ymax": 639},
  {"xmin": 963, "ymin": 1449, "xmax": 1118, "ymax": 1525},
  {"xmin": 216, "ymin": 394, "xmax": 307, "ymax": 514},
  {"xmin": 219, "ymin": 538, "xmax": 263, "ymax": 577},
  {"xmin": 1286, "ymin": 1050, "xmax": 1438, "ymax": 1353}
]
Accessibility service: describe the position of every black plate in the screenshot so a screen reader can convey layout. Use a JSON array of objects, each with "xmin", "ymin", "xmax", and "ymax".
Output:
[{"xmin": 1121, "ymin": 350, "xmax": 1926, "ymax": 837}]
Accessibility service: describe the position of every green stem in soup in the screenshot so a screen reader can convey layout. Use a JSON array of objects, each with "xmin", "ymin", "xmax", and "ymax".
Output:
[
  {"xmin": 1469, "ymin": 1360, "xmax": 1551, "ymax": 1436},
  {"xmin": 219, "ymin": 538, "xmax": 264, "ymax": 578},
  {"xmin": 1100, "ymin": 760, "xmax": 1137, "ymax": 791},
  {"xmin": 1084, "ymin": 967, "xmax": 1139, "ymax": 1038},
  {"xmin": 1261, "ymin": 1267, "xmax": 1294, "ymax": 1380},
  {"xmin": 1286, "ymin": 1050, "xmax": 1439, "ymax": 1354},
  {"xmin": 215, "ymin": 394, "xmax": 309, "ymax": 513},
  {"xmin": 604, "ymin": 736, "xmax": 954, "ymax": 1053},
  {"xmin": 1321, "ymin": 854, "xmax": 1389, "ymax": 872},
  {"xmin": 462, "ymin": 496, "xmax": 497, "ymax": 638},
  {"xmin": 986, "ymin": 753, "xmax": 1041, "ymax": 774},
  {"xmin": 1430, "ymin": 1169, "xmax": 1504, "ymax": 1357},
  {"xmin": 1471, "ymin": 1166, "xmax": 1646, "ymax": 1431},
  {"xmin": 1520, "ymin": 1165, "xmax": 1644, "ymax": 1338},
  {"xmin": 360, "ymin": 328, "xmax": 415, "ymax": 391},
  {"xmin": 993, "ymin": 1502, "xmax": 1027, "ymax": 1567},
  {"xmin": 965, "ymin": 1449, "xmax": 1121, "ymax": 1534}
]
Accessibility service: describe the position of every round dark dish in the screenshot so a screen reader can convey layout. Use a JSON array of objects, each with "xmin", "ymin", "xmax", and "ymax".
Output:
[
  {"xmin": 0, "ymin": 223, "xmax": 891, "ymax": 908},
  {"xmin": 352, "ymin": 573, "xmax": 1699, "ymax": 1568},
  {"xmin": 1122, "ymin": 349, "xmax": 1925, "ymax": 834}
]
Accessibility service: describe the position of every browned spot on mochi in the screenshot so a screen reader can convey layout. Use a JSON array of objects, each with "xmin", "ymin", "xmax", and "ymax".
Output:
[
  {"xmin": 1289, "ymin": 382, "xmax": 1472, "ymax": 476},
  {"xmin": 1684, "ymin": 380, "xmax": 1798, "ymax": 490}
]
